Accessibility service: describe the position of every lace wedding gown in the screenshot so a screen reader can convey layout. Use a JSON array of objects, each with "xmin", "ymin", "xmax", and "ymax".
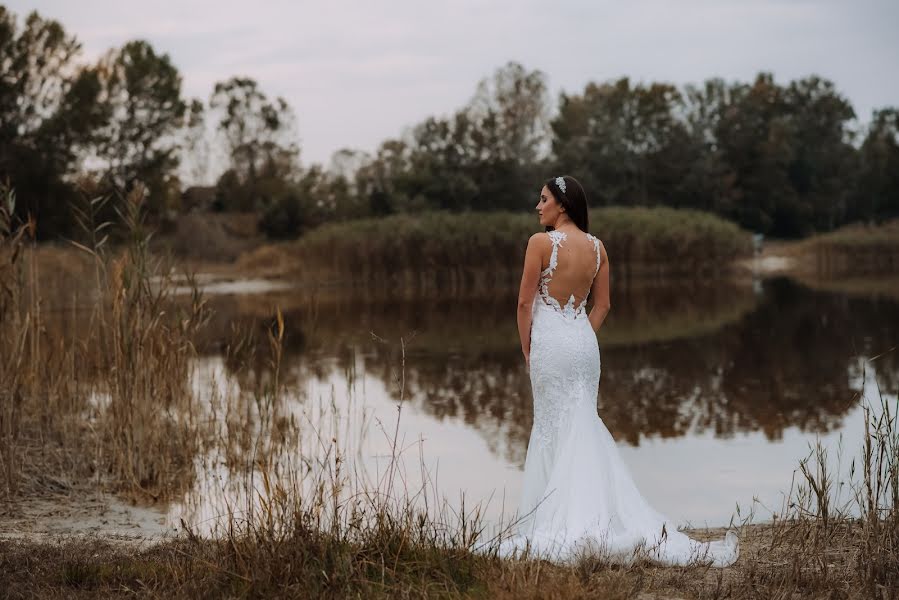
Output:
[{"xmin": 500, "ymin": 230, "xmax": 739, "ymax": 567}]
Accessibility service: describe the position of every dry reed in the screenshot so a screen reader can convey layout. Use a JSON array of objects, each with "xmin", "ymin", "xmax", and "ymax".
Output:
[
  {"xmin": 0, "ymin": 185, "xmax": 896, "ymax": 599},
  {"xmin": 1, "ymin": 182, "xmax": 211, "ymax": 502},
  {"xmin": 803, "ymin": 219, "xmax": 899, "ymax": 277},
  {"xmin": 236, "ymin": 207, "xmax": 753, "ymax": 286}
]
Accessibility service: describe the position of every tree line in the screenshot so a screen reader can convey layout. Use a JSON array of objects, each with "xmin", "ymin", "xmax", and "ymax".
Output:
[{"xmin": 1, "ymin": 6, "xmax": 897, "ymax": 241}]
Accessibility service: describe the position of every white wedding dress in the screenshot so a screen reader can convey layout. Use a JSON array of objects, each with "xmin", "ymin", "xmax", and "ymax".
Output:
[{"xmin": 500, "ymin": 230, "xmax": 739, "ymax": 566}]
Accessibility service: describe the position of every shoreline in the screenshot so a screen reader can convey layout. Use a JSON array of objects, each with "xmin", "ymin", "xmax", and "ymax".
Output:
[
  {"xmin": 0, "ymin": 485, "xmax": 756, "ymax": 548},
  {"xmin": 3, "ymin": 217, "xmax": 895, "ymax": 598},
  {"xmin": 0, "ymin": 495, "xmax": 874, "ymax": 599},
  {"xmin": 23, "ymin": 220, "xmax": 899, "ymax": 306}
]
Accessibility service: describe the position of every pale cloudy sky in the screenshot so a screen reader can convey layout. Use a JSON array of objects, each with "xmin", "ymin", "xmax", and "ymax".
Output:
[{"xmin": 7, "ymin": 0, "xmax": 899, "ymax": 166}]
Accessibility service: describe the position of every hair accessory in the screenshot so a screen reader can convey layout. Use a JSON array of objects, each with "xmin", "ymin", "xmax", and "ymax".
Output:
[{"xmin": 555, "ymin": 176, "xmax": 566, "ymax": 194}]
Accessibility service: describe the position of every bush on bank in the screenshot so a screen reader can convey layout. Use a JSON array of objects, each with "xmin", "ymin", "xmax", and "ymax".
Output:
[{"xmin": 279, "ymin": 207, "xmax": 752, "ymax": 283}]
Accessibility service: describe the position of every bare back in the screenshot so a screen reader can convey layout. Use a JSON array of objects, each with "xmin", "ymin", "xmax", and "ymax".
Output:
[{"xmin": 538, "ymin": 230, "xmax": 601, "ymax": 317}]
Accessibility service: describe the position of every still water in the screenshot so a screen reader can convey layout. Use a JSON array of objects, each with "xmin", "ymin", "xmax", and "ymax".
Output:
[{"xmin": 166, "ymin": 276, "xmax": 899, "ymax": 534}]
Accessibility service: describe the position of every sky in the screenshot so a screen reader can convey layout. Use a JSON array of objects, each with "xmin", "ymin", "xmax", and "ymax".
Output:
[{"xmin": 7, "ymin": 0, "xmax": 899, "ymax": 169}]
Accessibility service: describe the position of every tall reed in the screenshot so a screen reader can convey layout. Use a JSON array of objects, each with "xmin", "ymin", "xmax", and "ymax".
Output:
[
  {"xmin": 805, "ymin": 219, "xmax": 899, "ymax": 277},
  {"xmin": 0, "ymin": 181, "xmax": 30, "ymax": 497},
  {"xmin": 0, "ymin": 183, "xmax": 79, "ymax": 499},
  {"xmin": 0, "ymin": 184, "xmax": 212, "ymax": 501},
  {"xmin": 743, "ymin": 369, "xmax": 899, "ymax": 597},
  {"xmin": 95, "ymin": 186, "xmax": 211, "ymax": 499},
  {"xmin": 2, "ymin": 186, "xmax": 898, "ymax": 599},
  {"xmin": 237, "ymin": 207, "xmax": 753, "ymax": 285}
]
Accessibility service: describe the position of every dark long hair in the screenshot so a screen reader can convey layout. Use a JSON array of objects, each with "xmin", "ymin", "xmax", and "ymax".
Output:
[{"xmin": 544, "ymin": 175, "xmax": 588, "ymax": 233}]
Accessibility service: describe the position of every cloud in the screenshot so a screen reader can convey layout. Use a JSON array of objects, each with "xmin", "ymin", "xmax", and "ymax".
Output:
[{"xmin": 5, "ymin": 0, "xmax": 898, "ymax": 164}]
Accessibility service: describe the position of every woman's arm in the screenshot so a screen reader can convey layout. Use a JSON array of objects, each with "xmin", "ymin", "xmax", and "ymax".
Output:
[
  {"xmin": 588, "ymin": 241, "xmax": 611, "ymax": 334},
  {"xmin": 517, "ymin": 233, "xmax": 544, "ymax": 368}
]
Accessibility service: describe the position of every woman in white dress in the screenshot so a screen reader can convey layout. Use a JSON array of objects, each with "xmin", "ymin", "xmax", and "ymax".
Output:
[{"xmin": 503, "ymin": 175, "xmax": 739, "ymax": 566}]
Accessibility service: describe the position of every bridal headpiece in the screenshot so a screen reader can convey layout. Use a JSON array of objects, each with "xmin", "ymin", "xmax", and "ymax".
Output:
[{"xmin": 555, "ymin": 176, "xmax": 566, "ymax": 194}]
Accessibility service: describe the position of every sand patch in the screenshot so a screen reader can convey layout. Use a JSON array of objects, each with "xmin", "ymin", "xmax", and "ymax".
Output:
[{"xmin": 0, "ymin": 488, "xmax": 177, "ymax": 549}]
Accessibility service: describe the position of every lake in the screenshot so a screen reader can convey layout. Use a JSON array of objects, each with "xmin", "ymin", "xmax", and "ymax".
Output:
[{"xmin": 159, "ymin": 275, "xmax": 899, "ymax": 536}]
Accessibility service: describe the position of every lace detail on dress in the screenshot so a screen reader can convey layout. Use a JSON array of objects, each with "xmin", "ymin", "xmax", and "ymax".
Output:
[
  {"xmin": 538, "ymin": 231, "xmax": 602, "ymax": 320},
  {"xmin": 530, "ymin": 230, "xmax": 604, "ymax": 446},
  {"xmin": 531, "ymin": 366, "xmax": 596, "ymax": 447},
  {"xmin": 499, "ymin": 228, "xmax": 739, "ymax": 567},
  {"xmin": 586, "ymin": 233, "xmax": 601, "ymax": 275}
]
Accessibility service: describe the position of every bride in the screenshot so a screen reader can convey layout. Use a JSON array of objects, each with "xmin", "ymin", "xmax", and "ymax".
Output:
[{"xmin": 501, "ymin": 175, "xmax": 739, "ymax": 566}]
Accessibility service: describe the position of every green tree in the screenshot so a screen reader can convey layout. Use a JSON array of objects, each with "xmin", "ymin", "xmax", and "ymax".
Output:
[
  {"xmin": 0, "ymin": 8, "xmax": 104, "ymax": 237},
  {"xmin": 89, "ymin": 40, "xmax": 187, "ymax": 215},
  {"xmin": 328, "ymin": 149, "xmax": 369, "ymax": 220},
  {"xmin": 681, "ymin": 78, "xmax": 740, "ymax": 214},
  {"xmin": 855, "ymin": 108, "xmax": 899, "ymax": 221},
  {"xmin": 353, "ymin": 139, "xmax": 412, "ymax": 216},
  {"xmin": 710, "ymin": 74, "xmax": 857, "ymax": 236},
  {"xmin": 551, "ymin": 78, "xmax": 690, "ymax": 208},
  {"xmin": 258, "ymin": 166, "xmax": 349, "ymax": 238},
  {"xmin": 467, "ymin": 62, "xmax": 549, "ymax": 167},
  {"xmin": 179, "ymin": 98, "xmax": 209, "ymax": 186},
  {"xmin": 404, "ymin": 113, "xmax": 479, "ymax": 211},
  {"xmin": 368, "ymin": 62, "xmax": 551, "ymax": 214},
  {"xmin": 466, "ymin": 62, "xmax": 550, "ymax": 210},
  {"xmin": 783, "ymin": 76, "xmax": 857, "ymax": 231},
  {"xmin": 713, "ymin": 73, "xmax": 800, "ymax": 235},
  {"xmin": 209, "ymin": 77, "xmax": 299, "ymax": 210}
]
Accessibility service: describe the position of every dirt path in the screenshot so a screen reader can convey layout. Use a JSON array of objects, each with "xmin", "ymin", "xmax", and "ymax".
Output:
[
  {"xmin": 0, "ymin": 487, "xmax": 177, "ymax": 549},
  {"xmin": 1, "ymin": 485, "xmax": 751, "ymax": 552}
]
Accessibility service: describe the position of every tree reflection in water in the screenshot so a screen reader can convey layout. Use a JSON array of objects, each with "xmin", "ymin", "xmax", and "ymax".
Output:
[{"xmin": 197, "ymin": 277, "xmax": 899, "ymax": 463}]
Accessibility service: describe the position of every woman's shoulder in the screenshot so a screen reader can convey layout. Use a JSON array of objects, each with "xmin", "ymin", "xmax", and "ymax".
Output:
[
  {"xmin": 524, "ymin": 232, "xmax": 554, "ymax": 260},
  {"xmin": 584, "ymin": 231, "xmax": 605, "ymax": 248},
  {"xmin": 527, "ymin": 231, "xmax": 552, "ymax": 246}
]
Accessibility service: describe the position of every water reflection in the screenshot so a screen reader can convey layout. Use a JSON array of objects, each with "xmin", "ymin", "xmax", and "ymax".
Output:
[
  {"xmin": 159, "ymin": 276, "xmax": 899, "ymax": 531},
  {"xmin": 193, "ymin": 278, "xmax": 899, "ymax": 460}
]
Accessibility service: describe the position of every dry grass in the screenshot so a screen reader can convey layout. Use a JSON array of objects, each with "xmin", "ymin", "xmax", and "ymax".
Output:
[
  {"xmin": 1, "ymin": 403, "xmax": 897, "ymax": 599},
  {"xmin": 800, "ymin": 219, "xmax": 899, "ymax": 277},
  {"xmin": 0, "ymin": 183, "xmax": 211, "ymax": 502},
  {"xmin": 1, "ymin": 184, "xmax": 897, "ymax": 599},
  {"xmin": 153, "ymin": 211, "xmax": 263, "ymax": 264},
  {"xmin": 234, "ymin": 208, "xmax": 753, "ymax": 286}
]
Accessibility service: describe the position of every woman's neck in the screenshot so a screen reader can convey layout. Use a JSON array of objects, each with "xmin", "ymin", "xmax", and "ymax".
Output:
[{"xmin": 552, "ymin": 216, "xmax": 577, "ymax": 232}]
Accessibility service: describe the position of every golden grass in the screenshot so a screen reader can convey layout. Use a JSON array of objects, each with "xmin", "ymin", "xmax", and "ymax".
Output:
[
  {"xmin": 800, "ymin": 219, "xmax": 899, "ymax": 277},
  {"xmin": 1, "ymin": 391, "xmax": 896, "ymax": 599},
  {"xmin": 0, "ymin": 184, "xmax": 211, "ymax": 502},
  {"xmin": 235, "ymin": 208, "xmax": 753, "ymax": 284},
  {"xmin": 1, "ymin": 185, "xmax": 896, "ymax": 599}
]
